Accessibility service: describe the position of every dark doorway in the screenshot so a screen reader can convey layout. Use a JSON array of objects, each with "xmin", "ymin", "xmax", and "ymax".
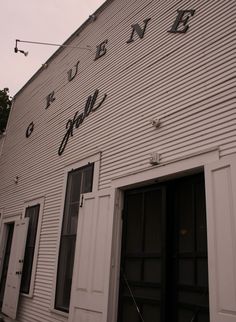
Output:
[
  {"xmin": 118, "ymin": 173, "xmax": 209, "ymax": 322},
  {"xmin": 0, "ymin": 223, "xmax": 14, "ymax": 309}
]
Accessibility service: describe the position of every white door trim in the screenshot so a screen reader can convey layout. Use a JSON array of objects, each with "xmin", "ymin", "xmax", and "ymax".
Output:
[
  {"xmin": 0, "ymin": 214, "xmax": 22, "ymax": 282},
  {"xmin": 111, "ymin": 147, "xmax": 219, "ymax": 189},
  {"xmin": 108, "ymin": 147, "xmax": 220, "ymax": 322}
]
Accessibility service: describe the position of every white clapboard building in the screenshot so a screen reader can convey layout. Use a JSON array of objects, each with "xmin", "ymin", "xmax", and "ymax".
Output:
[{"xmin": 0, "ymin": 0, "xmax": 235, "ymax": 321}]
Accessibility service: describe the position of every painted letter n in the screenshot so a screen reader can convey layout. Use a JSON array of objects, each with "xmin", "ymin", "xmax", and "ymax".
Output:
[{"xmin": 127, "ymin": 18, "xmax": 151, "ymax": 43}]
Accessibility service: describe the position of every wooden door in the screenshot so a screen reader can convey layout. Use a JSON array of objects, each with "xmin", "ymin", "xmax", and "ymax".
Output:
[
  {"xmin": 205, "ymin": 155, "xmax": 236, "ymax": 322},
  {"xmin": 2, "ymin": 218, "xmax": 29, "ymax": 319},
  {"xmin": 69, "ymin": 189, "xmax": 115, "ymax": 322}
]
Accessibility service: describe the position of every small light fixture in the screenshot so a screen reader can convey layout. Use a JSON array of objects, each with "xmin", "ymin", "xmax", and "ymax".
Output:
[
  {"xmin": 149, "ymin": 152, "xmax": 160, "ymax": 165},
  {"xmin": 14, "ymin": 40, "xmax": 28, "ymax": 56},
  {"xmin": 14, "ymin": 176, "xmax": 19, "ymax": 184},
  {"xmin": 42, "ymin": 63, "xmax": 48, "ymax": 69},
  {"xmin": 150, "ymin": 118, "xmax": 161, "ymax": 128},
  {"xmin": 89, "ymin": 14, "xmax": 97, "ymax": 21}
]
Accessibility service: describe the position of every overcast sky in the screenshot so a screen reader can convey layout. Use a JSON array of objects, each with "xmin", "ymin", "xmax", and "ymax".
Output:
[{"xmin": 0, "ymin": 0, "xmax": 105, "ymax": 97}]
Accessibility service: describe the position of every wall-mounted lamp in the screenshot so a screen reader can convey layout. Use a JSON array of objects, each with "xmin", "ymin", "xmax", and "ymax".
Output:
[
  {"xmin": 14, "ymin": 176, "xmax": 19, "ymax": 184},
  {"xmin": 42, "ymin": 63, "xmax": 48, "ymax": 69},
  {"xmin": 14, "ymin": 39, "xmax": 92, "ymax": 56},
  {"xmin": 14, "ymin": 40, "xmax": 28, "ymax": 56},
  {"xmin": 149, "ymin": 152, "xmax": 160, "ymax": 165},
  {"xmin": 89, "ymin": 14, "xmax": 97, "ymax": 21},
  {"xmin": 150, "ymin": 118, "xmax": 161, "ymax": 128}
]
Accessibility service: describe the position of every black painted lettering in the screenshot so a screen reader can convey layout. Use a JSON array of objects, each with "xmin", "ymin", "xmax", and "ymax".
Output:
[
  {"xmin": 58, "ymin": 90, "xmax": 107, "ymax": 156},
  {"xmin": 91, "ymin": 93, "xmax": 107, "ymax": 112},
  {"xmin": 67, "ymin": 60, "xmax": 80, "ymax": 82},
  {"xmin": 58, "ymin": 119, "xmax": 74, "ymax": 156},
  {"xmin": 46, "ymin": 91, "xmax": 56, "ymax": 109},
  {"xmin": 94, "ymin": 40, "xmax": 108, "ymax": 60},
  {"xmin": 83, "ymin": 95, "xmax": 93, "ymax": 117},
  {"xmin": 127, "ymin": 18, "xmax": 151, "ymax": 43},
  {"xmin": 26, "ymin": 122, "xmax": 34, "ymax": 138},
  {"xmin": 169, "ymin": 10, "xmax": 195, "ymax": 33},
  {"xmin": 75, "ymin": 113, "xmax": 84, "ymax": 128},
  {"xmin": 88, "ymin": 90, "xmax": 99, "ymax": 113}
]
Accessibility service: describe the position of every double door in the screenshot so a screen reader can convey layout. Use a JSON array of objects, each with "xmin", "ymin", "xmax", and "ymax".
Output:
[{"xmin": 118, "ymin": 173, "xmax": 209, "ymax": 322}]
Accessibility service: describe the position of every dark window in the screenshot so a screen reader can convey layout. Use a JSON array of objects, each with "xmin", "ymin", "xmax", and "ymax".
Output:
[
  {"xmin": 55, "ymin": 163, "xmax": 94, "ymax": 312},
  {"xmin": 21, "ymin": 204, "xmax": 40, "ymax": 294}
]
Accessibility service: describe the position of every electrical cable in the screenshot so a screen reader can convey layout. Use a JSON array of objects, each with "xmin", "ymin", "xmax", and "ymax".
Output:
[{"xmin": 122, "ymin": 271, "xmax": 145, "ymax": 322}]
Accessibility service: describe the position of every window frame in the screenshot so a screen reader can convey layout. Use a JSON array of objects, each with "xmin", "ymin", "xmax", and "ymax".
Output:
[
  {"xmin": 0, "ymin": 208, "xmax": 3, "ymax": 232},
  {"xmin": 51, "ymin": 152, "xmax": 101, "ymax": 316},
  {"xmin": 55, "ymin": 164, "xmax": 94, "ymax": 312},
  {"xmin": 21, "ymin": 197, "xmax": 44, "ymax": 298}
]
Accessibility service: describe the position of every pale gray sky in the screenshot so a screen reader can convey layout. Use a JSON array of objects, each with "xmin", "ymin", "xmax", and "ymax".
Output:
[{"xmin": 0, "ymin": 0, "xmax": 105, "ymax": 97}]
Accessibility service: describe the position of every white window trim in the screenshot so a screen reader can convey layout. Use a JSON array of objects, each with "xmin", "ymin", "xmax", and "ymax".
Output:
[
  {"xmin": 108, "ymin": 147, "xmax": 220, "ymax": 322},
  {"xmin": 0, "ymin": 208, "xmax": 3, "ymax": 230},
  {"xmin": 21, "ymin": 196, "xmax": 45, "ymax": 298},
  {"xmin": 50, "ymin": 151, "xmax": 101, "ymax": 316},
  {"xmin": 1, "ymin": 213, "xmax": 22, "ymax": 225}
]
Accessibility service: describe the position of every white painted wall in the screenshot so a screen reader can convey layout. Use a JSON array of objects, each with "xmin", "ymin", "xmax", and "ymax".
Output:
[{"xmin": 0, "ymin": 0, "xmax": 235, "ymax": 321}]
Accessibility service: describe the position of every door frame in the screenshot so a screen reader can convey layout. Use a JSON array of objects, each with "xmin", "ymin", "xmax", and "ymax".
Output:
[
  {"xmin": 108, "ymin": 148, "xmax": 219, "ymax": 322},
  {"xmin": 0, "ymin": 214, "xmax": 21, "ymax": 302}
]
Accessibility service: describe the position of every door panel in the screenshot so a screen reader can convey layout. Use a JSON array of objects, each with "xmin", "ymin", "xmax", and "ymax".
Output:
[
  {"xmin": 169, "ymin": 175, "xmax": 209, "ymax": 322},
  {"xmin": 2, "ymin": 218, "xmax": 29, "ymax": 319},
  {"xmin": 69, "ymin": 189, "xmax": 115, "ymax": 322},
  {"xmin": 119, "ymin": 186, "xmax": 165, "ymax": 322},
  {"xmin": 205, "ymin": 155, "xmax": 236, "ymax": 322}
]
